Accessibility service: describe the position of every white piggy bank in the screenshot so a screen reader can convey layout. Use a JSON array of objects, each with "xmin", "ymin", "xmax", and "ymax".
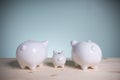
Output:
[
  {"xmin": 16, "ymin": 40, "xmax": 48, "ymax": 70},
  {"xmin": 71, "ymin": 40, "xmax": 102, "ymax": 70},
  {"xmin": 52, "ymin": 51, "xmax": 66, "ymax": 68}
]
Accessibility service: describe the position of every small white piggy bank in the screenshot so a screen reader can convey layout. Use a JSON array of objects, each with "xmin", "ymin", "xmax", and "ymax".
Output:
[
  {"xmin": 16, "ymin": 40, "xmax": 48, "ymax": 70},
  {"xmin": 71, "ymin": 40, "xmax": 102, "ymax": 70},
  {"xmin": 52, "ymin": 51, "xmax": 66, "ymax": 68}
]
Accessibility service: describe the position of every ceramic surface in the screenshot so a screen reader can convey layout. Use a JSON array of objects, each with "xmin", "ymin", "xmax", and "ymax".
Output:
[
  {"xmin": 52, "ymin": 51, "xmax": 66, "ymax": 68},
  {"xmin": 71, "ymin": 40, "xmax": 102, "ymax": 70},
  {"xmin": 16, "ymin": 40, "xmax": 48, "ymax": 70}
]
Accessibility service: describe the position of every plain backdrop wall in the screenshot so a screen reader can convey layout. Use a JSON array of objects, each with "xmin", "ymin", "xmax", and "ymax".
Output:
[{"xmin": 0, "ymin": 0, "xmax": 120, "ymax": 58}]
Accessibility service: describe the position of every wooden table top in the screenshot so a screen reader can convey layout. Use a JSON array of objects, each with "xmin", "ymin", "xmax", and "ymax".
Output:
[{"xmin": 0, "ymin": 58, "xmax": 120, "ymax": 80}]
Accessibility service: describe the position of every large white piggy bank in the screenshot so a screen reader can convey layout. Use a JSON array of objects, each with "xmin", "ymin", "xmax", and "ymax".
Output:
[
  {"xmin": 16, "ymin": 40, "xmax": 48, "ymax": 70},
  {"xmin": 71, "ymin": 40, "xmax": 102, "ymax": 70}
]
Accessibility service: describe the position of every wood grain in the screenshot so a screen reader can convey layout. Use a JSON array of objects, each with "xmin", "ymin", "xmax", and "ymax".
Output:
[{"xmin": 0, "ymin": 58, "xmax": 120, "ymax": 80}]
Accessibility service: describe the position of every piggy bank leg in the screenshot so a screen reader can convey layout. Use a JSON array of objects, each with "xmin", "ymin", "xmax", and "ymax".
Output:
[
  {"xmin": 61, "ymin": 65, "xmax": 64, "ymax": 68},
  {"xmin": 18, "ymin": 60, "xmax": 26, "ymax": 69},
  {"xmin": 54, "ymin": 65, "xmax": 57, "ymax": 68},
  {"xmin": 92, "ymin": 65, "xmax": 98, "ymax": 70},
  {"xmin": 37, "ymin": 63, "xmax": 43, "ymax": 67},
  {"xmin": 39, "ymin": 63, "xmax": 43, "ymax": 67},
  {"xmin": 19, "ymin": 64, "xmax": 26, "ymax": 69},
  {"xmin": 81, "ymin": 65, "xmax": 88, "ymax": 71},
  {"xmin": 29, "ymin": 65, "xmax": 36, "ymax": 70},
  {"xmin": 75, "ymin": 63, "xmax": 79, "ymax": 67}
]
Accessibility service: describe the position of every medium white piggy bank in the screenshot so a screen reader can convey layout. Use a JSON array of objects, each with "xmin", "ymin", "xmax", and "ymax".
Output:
[
  {"xmin": 71, "ymin": 40, "xmax": 102, "ymax": 70},
  {"xmin": 52, "ymin": 51, "xmax": 66, "ymax": 68},
  {"xmin": 16, "ymin": 40, "xmax": 48, "ymax": 70}
]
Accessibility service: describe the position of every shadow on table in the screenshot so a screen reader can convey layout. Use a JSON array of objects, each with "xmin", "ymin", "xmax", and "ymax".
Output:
[
  {"xmin": 66, "ymin": 60, "xmax": 82, "ymax": 69},
  {"xmin": 7, "ymin": 60, "xmax": 20, "ymax": 69},
  {"xmin": 45, "ymin": 62, "xmax": 54, "ymax": 67}
]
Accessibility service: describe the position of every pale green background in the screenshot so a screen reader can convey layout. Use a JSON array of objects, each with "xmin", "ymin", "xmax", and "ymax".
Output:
[{"xmin": 0, "ymin": 0, "xmax": 120, "ymax": 58}]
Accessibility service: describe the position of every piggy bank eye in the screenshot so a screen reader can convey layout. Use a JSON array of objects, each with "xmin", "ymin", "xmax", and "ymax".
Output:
[{"xmin": 58, "ymin": 52, "xmax": 61, "ymax": 54}]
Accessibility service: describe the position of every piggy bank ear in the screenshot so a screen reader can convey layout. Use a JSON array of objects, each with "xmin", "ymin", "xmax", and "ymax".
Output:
[
  {"xmin": 61, "ymin": 51, "xmax": 64, "ymax": 54},
  {"xmin": 42, "ymin": 41, "xmax": 48, "ymax": 47},
  {"xmin": 20, "ymin": 45, "xmax": 26, "ymax": 51},
  {"xmin": 71, "ymin": 40, "xmax": 78, "ymax": 46}
]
